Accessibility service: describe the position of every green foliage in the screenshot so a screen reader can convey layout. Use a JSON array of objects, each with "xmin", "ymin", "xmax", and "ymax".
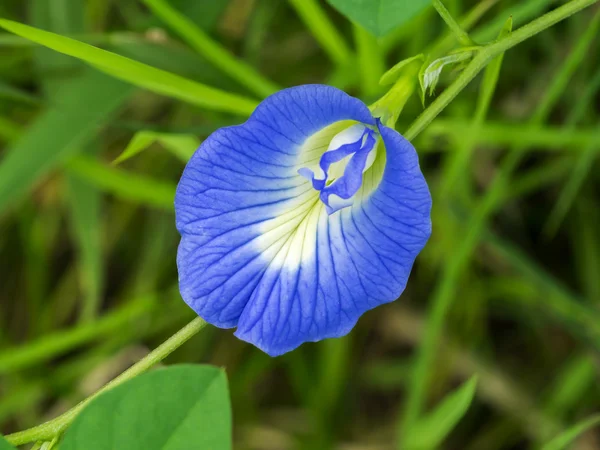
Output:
[
  {"xmin": 114, "ymin": 132, "xmax": 200, "ymax": 165},
  {"xmin": 142, "ymin": 0, "xmax": 279, "ymax": 98},
  {"xmin": 1, "ymin": 0, "xmax": 600, "ymax": 449},
  {"xmin": 0, "ymin": 435, "xmax": 16, "ymax": 450},
  {"xmin": 0, "ymin": 19, "xmax": 258, "ymax": 116},
  {"xmin": 0, "ymin": 71, "xmax": 133, "ymax": 215},
  {"xmin": 60, "ymin": 365, "xmax": 232, "ymax": 450},
  {"xmin": 327, "ymin": 0, "xmax": 432, "ymax": 37},
  {"xmin": 419, "ymin": 50, "xmax": 474, "ymax": 102},
  {"xmin": 541, "ymin": 415, "xmax": 600, "ymax": 450},
  {"xmin": 403, "ymin": 376, "xmax": 478, "ymax": 449},
  {"xmin": 379, "ymin": 54, "xmax": 424, "ymax": 85},
  {"xmin": 67, "ymin": 156, "xmax": 176, "ymax": 211}
]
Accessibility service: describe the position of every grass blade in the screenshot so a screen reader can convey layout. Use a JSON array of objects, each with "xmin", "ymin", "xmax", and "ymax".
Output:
[
  {"xmin": 66, "ymin": 155, "xmax": 176, "ymax": 211},
  {"xmin": 541, "ymin": 415, "xmax": 600, "ymax": 450},
  {"xmin": 143, "ymin": 0, "xmax": 279, "ymax": 98},
  {"xmin": 0, "ymin": 70, "xmax": 133, "ymax": 215},
  {"xmin": 113, "ymin": 131, "xmax": 200, "ymax": 165},
  {"xmin": 0, "ymin": 19, "xmax": 259, "ymax": 116},
  {"xmin": 288, "ymin": 0, "xmax": 353, "ymax": 67},
  {"xmin": 404, "ymin": 376, "xmax": 479, "ymax": 449},
  {"xmin": 66, "ymin": 175, "xmax": 104, "ymax": 323}
]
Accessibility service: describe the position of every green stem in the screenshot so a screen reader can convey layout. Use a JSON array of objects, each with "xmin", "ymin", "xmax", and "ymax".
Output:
[
  {"xmin": 142, "ymin": 0, "xmax": 279, "ymax": 99},
  {"xmin": 399, "ymin": 0, "xmax": 598, "ymax": 444},
  {"xmin": 6, "ymin": 317, "xmax": 207, "ymax": 446},
  {"xmin": 287, "ymin": 0, "xmax": 353, "ymax": 67},
  {"xmin": 353, "ymin": 24, "xmax": 385, "ymax": 98},
  {"xmin": 405, "ymin": 0, "xmax": 599, "ymax": 141},
  {"xmin": 432, "ymin": 0, "xmax": 474, "ymax": 46}
]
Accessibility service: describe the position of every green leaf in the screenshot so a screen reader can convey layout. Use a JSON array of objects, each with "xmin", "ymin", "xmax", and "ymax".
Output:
[
  {"xmin": 60, "ymin": 365, "xmax": 232, "ymax": 450},
  {"xmin": 327, "ymin": 0, "xmax": 432, "ymax": 37},
  {"xmin": 66, "ymin": 155, "xmax": 176, "ymax": 211},
  {"xmin": 142, "ymin": 0, "xmax": 279, "ymax": 98},
  {"xmin": 0, "ymin": 70, "xmax": 133, "ymax": 215},
  {"xmin": 114, "ymin": 131, "xmax": 200, "ymax": 165},
  {"xmin": 379, "ymin": 53, "xmax": 424, "ymax": 86},
  {"xmin": 0, "ymin": 19, "xmax": 259, "ymax": 116},
  {"xmin": 404, "ymin": 376, "xmax": 478, "ymax": 449},
  {"xmin": 419, "ymin": 50, "xmax": 474, "ymax": 103},
  {"xmin": 541, "ymin": 415, "xmax": 600, "ymax": 450},
  {"xmin": 32, "ymin": 0, "xmax": 104, "ymax": 324},
  {"xmin": 0, "ymin": 435, "xmax": 17, "ymax": 450}
]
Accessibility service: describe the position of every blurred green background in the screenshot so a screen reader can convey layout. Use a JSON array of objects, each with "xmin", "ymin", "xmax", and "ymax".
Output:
[{"xmin": 0, "ymin": 0, "xmax": 599, "ymax": 449}]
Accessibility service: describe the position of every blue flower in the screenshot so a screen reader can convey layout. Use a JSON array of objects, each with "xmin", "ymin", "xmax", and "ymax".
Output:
[{"xmin": 175, "ymin": 85, "xmax": 432, "ymax": 356}]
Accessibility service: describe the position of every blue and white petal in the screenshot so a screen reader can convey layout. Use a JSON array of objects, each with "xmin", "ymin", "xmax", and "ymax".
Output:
[{"xmin": 175, "ymin": 85, "xmax": 431, "ymax": 356}]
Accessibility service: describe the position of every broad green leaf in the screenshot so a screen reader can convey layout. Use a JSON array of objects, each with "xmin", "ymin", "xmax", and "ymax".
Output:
[
  {"xmin": 0, "ymin": 70, "xmax": 133, "ymax": 215},
  {"xmin": 60, "ymin": 365, "xmax": 232, "ymax": 450},
  {"xmin": 0, "ymin": 435, "xmax": 17, "ymax": 450},
  {"xmin": 541, "ymin": 415, "xmax": 600, "ymax": 450},
  {"xmin": 404, "ymin": 376, "xmax": 478, "ymax": 449},
  {"xmin": 66, "ymin": 155, "xmax": 176, "ymax": 211},
  {"xmin": 114, "ymin": 131, "xmax": 200, "ymax": 165},
  {"xmin": 0, "ymin": 19, "xmax": 259, "ymax": 116},
  {"xmin": 327, "ymin": 0, "xmax": 432, "ymax": 37}
]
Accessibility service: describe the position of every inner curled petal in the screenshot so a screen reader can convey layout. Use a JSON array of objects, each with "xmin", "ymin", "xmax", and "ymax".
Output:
[{"xmin": 298, "ymin": 124, "xmax": 378, "ymax": 214}]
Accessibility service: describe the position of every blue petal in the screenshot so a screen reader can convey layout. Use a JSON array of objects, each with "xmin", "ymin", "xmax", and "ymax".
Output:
[{"xmin": 175, "ymin": 85, "xmax": 430, "ymax": 356}]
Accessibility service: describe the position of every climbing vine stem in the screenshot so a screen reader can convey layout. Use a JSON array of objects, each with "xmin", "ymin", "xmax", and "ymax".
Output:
[{"xmin": 405, "ymin": 0, "xmax": 599, "ymax": 141}]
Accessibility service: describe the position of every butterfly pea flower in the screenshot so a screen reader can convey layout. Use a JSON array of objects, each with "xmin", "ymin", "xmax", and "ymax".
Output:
[{"xmin": 175, "ymin": 85, "xmax": 431, "ymax": 356}]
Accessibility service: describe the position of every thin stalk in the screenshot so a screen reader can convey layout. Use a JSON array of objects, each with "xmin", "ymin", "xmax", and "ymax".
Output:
[
  {"xmin": 405, "ymin": 0, "xmax": 599, "ymax": 141},
  {"xmin": 287, "ymin": 0, "xmax": 353, "ymax": 67},
  {"xmin": 354, "ymin": 25, "xmax": 385, "ymax": 98},
  {"xmin": 142, "ymin": 0, "xmax": 279, "ymax": 99},
  {"xmin": 400, "ymin": 0, "xmax": 599, "ymax": 442},
  {"xmin": 433, "ymin": 0, "xmax": 474, "ymax": 46},
  {"xmin": 6, "ymin": 317, "xmax": 207, "ymax": 446}
]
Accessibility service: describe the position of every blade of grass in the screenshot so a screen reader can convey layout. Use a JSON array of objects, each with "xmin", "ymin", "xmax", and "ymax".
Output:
[
  {"xmin": 422, "ymin": 120, "xmax": 600, "ymax": 151},
  {"xmin": 30, "ymin": 0, "xmax": 85, "ymax": 95},
  {"xmin": 573, "ymin": 199, "xmax": 600, "ymax": 302},
  {"xmin": 441, "ymin": 16, "xmax": 512, "ymax": 197},
  {"xmin": 142, "ymin": 0, "xmax": 280, "ymax": 98},
  {"xmin": 32, "ymin": 0, "xmax": 106, "ymax": 326},
  {"xmin": 0, "ymin": 19, "xmax": 259, "ymax": 116},
  {"xmin": 542, "ymin": 354, "xmax": 597, "ymax": 419},
  {"xmin": 0, "ymin": 70, "xmax": 134, "ymax": 215},
  {"xmin": 541, "ymin": 415, "xmax": 600, "ymax": 450},
  {"xmin": 287, "ymin": 0, "xmax": 353, "ymax": 67},
  {"xmin": 543, "ymin": 63, "xmax": 600, "ymax": 236},
  {"xmin": 0, "ymin": 297, "xmax": 154, "ymax": 374},
  {"xmin": 65, "ymin": 155, "xmax": 176, "ymax": 211},
  {"xmin": 66, "ymin": 175, "xmax": 104, "ymax": 323},
  {"xmin": 353, "ymin": 25, "xmax": 385, "ymax": 98},
  {"xmin": 0, "ymin": 80, "xmax": 40, "ymax": 105},
  {"xmin": 543, "ymin": 133, "xmax": 599, "ymax": 236},
  {"xmin": 0, "ymin": 116, "xmax": 21, "ymax": 143},
  {"xmin": 401, "ymin": 3, "xmax": 600, "ymax": 440},
  {"xmin": 113, "ymin": 131, "xmax": 200, "ymax": 165},
  {"xmin": 404, "ymin": 376, "xmax": 478, "ymax": 449},
  {"xmin": 484, "ymin": 236, "xmax": 600, "ymax": 349}
]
